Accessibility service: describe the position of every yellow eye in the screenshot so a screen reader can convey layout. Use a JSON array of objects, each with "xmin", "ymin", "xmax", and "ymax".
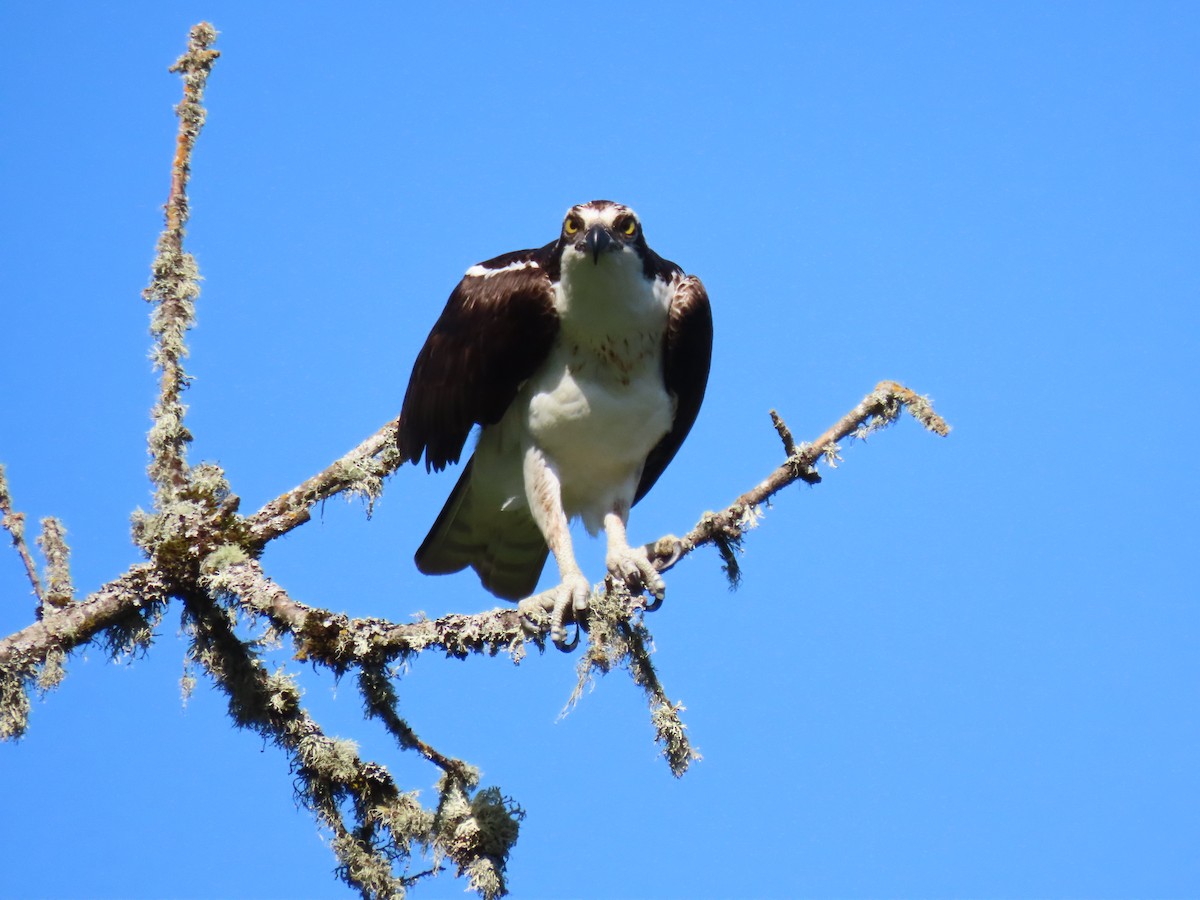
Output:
[
  {"xmin": 619, "ymin": 217, "xmax": 637, "ymax": 237},
  {"xmin": 564, "ymin": 217, "xmax": 581, "ymax": 235}
]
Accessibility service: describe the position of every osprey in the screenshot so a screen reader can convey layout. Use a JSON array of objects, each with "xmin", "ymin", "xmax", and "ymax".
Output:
[{"xmin": 398, "ymin": 200, "xmax": 712, "ymax": 647}]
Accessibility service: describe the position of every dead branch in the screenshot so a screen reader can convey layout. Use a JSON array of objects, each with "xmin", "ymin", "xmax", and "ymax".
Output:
[
  {"xmin": 1, "ymin": 384, "xmax": 949, "ymax": 712},
  {"xmin": 36, "ymin": 518, "xmax": 73, "ymax": 614},
  {"xmin": 0, "ymin": 466, "xmax": 45, "ymax": 608},
  {"xmin": 0, "ymin": 564, "xmax": 169, "ymax": 740},
  {"xmin": 245, "ymin": 422, "xmax": 402, "ymax": 546},
  {"xmin": 656, "ymin": 380, "xmax": 951, "ymax": 581},
  {"xmin": 143, "ymin": 22, "xmax": 219, "ymax": 503}
]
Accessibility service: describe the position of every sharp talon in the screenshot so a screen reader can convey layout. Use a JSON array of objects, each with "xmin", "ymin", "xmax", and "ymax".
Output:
[
  {"xmin": 552, "ymin": 620, "xmax": 580, "ymax": 652},
  {"xmin": 517, "ymin": 594, "xmax": 552, "ymax": 638},
  {"xmin": 522, "ymin": 573, "xmax": 590, "ymax": 652},
  {"xmin": 652, "ymin": 537, "xmax": 684, "ymax": 572},
  {"xmin": 519, "ymin": 611, "xmax": 542, "ymax": 636},
  {"xmin": 607, "ymin": 543, "xmax": 667, "ymax": 612}
]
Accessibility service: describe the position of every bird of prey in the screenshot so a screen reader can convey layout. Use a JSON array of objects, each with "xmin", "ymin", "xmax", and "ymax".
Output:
[{"xmin": 398, "ymin": 200, "xmax": 712, "ymax": 647}]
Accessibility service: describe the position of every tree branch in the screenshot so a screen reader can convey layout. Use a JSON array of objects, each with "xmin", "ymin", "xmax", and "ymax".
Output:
[
  {"xmin": 181, "ymin": 589, "xmax": 430, "ymax": 899},
  {"xmin": 143, "ymin": 22, "xmax": 220, "ymax": 504},
  {"xmin": 567, "ymin": 582, "xmax": 701, "ymax": 776},
  {"xmin": 4, "ymin": 381, "xmax": 949, "ymax": 683},
  {"xmin": 204, "ymin": 380, "xmax": 949, "ymax": 667},
  {"xmin": 202, "ymin": 558, "xmax": 529, "ymax": 668},
  {"xmin": 36, "ymin": 517, "xmax": 73, "ymax": 614},
  {"xmin": 0, "ymin": 564, "xmax": 169, "ymax": 739},
  {"xmin": 651, "ymin": 380, "xmax": 951, "ymax": 580},
  {"xmin": 0, "ymin": 465, "xmax": 45, "ymax": 608},
  {"xmin": 184, "ymin": 585, "xmax": 521, "ymax": 898},
  {"xmin": 245, "ymin": 421, "xmax": 403, "ymax": 546}
]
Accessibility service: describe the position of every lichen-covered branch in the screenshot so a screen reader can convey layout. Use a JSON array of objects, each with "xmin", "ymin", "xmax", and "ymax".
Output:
[
  {"xmin": 359, "ymin": 664, "xmax": 481, "ymax": 785},
  {"xmin": 183, "ymin": 589, "xmax": 426, "ymax": 898},
  {"xmin": 648, "ymin": 380, "xmax": 951, "ymax": 579},
  {"xmin": 201, "ymin": 557, "xmax": 491, "ymax": 782},
  {"xmin": 198, "ymin": 383, "xmax": 947, "ymax": 788},
  {"xmin": 3, "ymin": 381, "xmax": 947, "ymax": 745},
  {"xmin": 0, "ymin": 564, "xmax": 169, "ymax": 739},
  {"xmin": 36, "ymin": 518, "xmax": 73, "ymax": 614},
  {"xmin": 143, "ymin": 22, "xmax": 220, "ymax": 504},
  {"xmin": 0, "ymin": 465, "xmax": 45, "ymax": 607},
  {"xmin": 202, "ymin": 557, "xmax": 530, "ymax": 667},
  {"xmin": 184, "ymin": 588, "xmax": 519, "ymax": 899},
  {"xmin": 245, "ymin": 421, "xmax": 403, "ymax": 546},
  {"xmin": 567, "ymin": 583, "xmax": 701, "ymax": 776},
  {"xmin": 204, "ymin": 379, "xmax": 950, "ymax": 671}
]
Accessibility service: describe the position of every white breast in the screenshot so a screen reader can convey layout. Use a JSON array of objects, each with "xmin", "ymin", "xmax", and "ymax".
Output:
[{"xmin": 525, "ymin": 245, "xmax": 676, "ymax": 532}]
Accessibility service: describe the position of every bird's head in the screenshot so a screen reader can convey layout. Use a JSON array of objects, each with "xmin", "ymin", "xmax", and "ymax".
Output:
[{"xmin": 560, "ymin": 200, "xmax": 644, "ymax": 265}]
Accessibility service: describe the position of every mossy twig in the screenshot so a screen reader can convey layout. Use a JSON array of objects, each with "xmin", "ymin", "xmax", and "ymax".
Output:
[
  {"xmin": 143, "ymin": 23, "xmax": 220, "ymax": 504},
  {"xmin": 0, "ymin": 466, "xmax": 45, "ymax": 607}
]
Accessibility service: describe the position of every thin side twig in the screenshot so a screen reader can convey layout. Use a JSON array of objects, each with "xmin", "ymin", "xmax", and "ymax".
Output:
[
  {"xmin": 245, "ymin": 421, "xmax": 402, "ymax": 546},
  {"xmin": 658, "ymin": 380, "xmax": 950, "ymax": 570},
  {"xmin": 36, "ymin": 517, "xmax": 73, "ymax": 613},
  {"xmin": 359, "ymin": 664, "xmax": 481, "ymax": 785},
  {"xmin": 0, "ymin": 466, "xmax": 45, "ymax": 606},
  {"xmin": 770, "ymin": 408, "xmax": 798, "ymax": 456},
  {"xmin": 566, "ymin": 583, "xmax": 700, "ymax": 776}
]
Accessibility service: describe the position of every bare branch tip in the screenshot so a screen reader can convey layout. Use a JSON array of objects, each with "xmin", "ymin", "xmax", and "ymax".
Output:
[
  {"xmin": 769, "ymin": 408, "xmax": 798, "ymax": 456},
  {"xmin": 0, "ymin": 468, "xmax": 46, "ymax": 606}
]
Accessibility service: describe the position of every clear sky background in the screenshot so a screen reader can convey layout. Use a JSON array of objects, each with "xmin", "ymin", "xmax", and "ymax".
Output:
[{"xmin": 1, "ymin": 3, "xmax": 1197, "ymax": 898}]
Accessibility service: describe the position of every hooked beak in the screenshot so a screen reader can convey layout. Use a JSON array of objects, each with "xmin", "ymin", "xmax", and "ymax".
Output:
[{"xmin": 584, "ymin": 224, "xmax": 613, "ymax": 264}]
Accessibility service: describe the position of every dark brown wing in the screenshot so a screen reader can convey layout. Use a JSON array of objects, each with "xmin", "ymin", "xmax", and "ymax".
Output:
[
  {"xmin": 398, "ymin": 246, "xmax": 560, "ymax": 471},
  {"xmin": 634, "ymin": 274, "xmax": 713, "ymax": 504}
]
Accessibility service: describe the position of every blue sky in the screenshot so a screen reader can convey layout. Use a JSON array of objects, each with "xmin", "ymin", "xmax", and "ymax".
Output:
[{"xmin": 1, "ymin": 3, "xmax": 1197, "ymax": 898}]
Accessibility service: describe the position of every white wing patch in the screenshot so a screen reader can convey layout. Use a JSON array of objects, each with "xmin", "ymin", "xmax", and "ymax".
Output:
[{"xmin": 465, "ymin": 259, "xmax": 541, "ymax": 278}]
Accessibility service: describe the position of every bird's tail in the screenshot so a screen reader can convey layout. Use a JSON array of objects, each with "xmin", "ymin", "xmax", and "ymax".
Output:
[{"xmin": 414, "ymin": 457, "xmax": 550, "ymax": 601}]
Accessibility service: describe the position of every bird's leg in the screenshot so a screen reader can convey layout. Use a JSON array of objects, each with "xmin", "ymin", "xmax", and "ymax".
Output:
[
  {"xmin": 517, "ymin": 451, "xmax": 591, "ymax": 649},
  {"xmin": 604, "ymin": 505, "xmax": 666, "ymax": 607}
]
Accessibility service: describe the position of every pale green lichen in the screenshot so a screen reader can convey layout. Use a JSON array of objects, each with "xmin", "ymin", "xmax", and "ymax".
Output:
[
  {"xmin": 36, "ymin": 517, "xmax": 73, "ymax": 609},
  {"xmin": 332, "ymin": 829, "xmax": 409, "ymax": 900},
  {"xmin": 131, "ymin": 463, "xmax": 252, "ymax": 593},
  {"xmin": 298, "ymin": 733, "xmax": 362, "ymax": 784},
  {"xmin": 434, "ymin": 780, "xmax": 523, "ymax": 900},
  {"xmin": 651, "ymin": 699, "xmax": 702, "ymax": 777},
  {"xmin": 0, "ymin": 666, "xmax": 32, "ymax": 741},
  {"xmin": 180, "ymin": 660, "xmax": 197, "ymax": 706},
  {"xmin": 35, "ymin": 647, "xmax": 66, "ymax": 693},
  {"xmin": 200, "ymin": 543, "xmax": 249, "ymax": 575},
  {"xmin": 563, "ymin": 582, "xmax": 700, "ymax": 777},
  {"xmin": 101, "ymin": 605, "xmax": 164, "ymax": 660},
  {"xmin": 368, "ymin": 790, "xmax": 436, "ymax": 856}
]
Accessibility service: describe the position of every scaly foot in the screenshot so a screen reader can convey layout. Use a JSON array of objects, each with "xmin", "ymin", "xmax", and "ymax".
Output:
[
  {"xmin": 606, "ymin": 544, "xmax": 666, "ymax": 610},
  {"xmin": 517, "ymin": 572, "xmax": 592, "ymax": 650}
]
